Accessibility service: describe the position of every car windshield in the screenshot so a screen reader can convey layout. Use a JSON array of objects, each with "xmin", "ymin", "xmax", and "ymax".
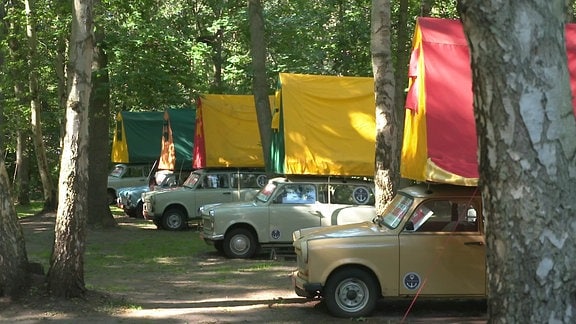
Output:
[
  {"xmin": 255, "ymin": 182, "xmax": 277, "ymax": 203},
  {"xmin": 380, "ymin": 193, "xmax": 413, "ymax": 229},
  {"xmin": 182, "ymin": 173, "xmax": 201, "ymax": 189}
]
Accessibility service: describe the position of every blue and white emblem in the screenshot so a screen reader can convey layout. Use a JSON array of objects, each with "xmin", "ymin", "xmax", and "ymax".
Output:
[
  {"xmin": 271, "ymin": 229, "xmax": 281, "ymax": 240},
  {"xmin": 403, "ymin": 272, "xmax": 421, "ymax": 290}
]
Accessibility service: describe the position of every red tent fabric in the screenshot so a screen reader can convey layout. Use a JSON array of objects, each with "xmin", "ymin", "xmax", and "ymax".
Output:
[{"xmin": 402, "ymin": 17, "xmax": 576, "ymax": 185}]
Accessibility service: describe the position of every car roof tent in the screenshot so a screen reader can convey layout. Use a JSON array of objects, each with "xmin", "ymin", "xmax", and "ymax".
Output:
[
  {"xmin": 193, "ymin": 94, "xmax": 272, "ymax": 169},
  {"xmin": 158, "ymin": 108, "xmax": 196, "ymax": 171},
  {"xmin": 401, "ymin": 17, "xmax": 576, "ymax": 186},
  {"xmin": 111, "ymin": 111, "xmax": 164, "ymax": 164},
  {"xmin": 271, "ymin": 73, "xmax": 376, "ymax": 177}
]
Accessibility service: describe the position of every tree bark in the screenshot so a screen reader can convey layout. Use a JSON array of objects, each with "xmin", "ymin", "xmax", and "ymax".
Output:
[
  {"xmin": 15, "ymin": 130, "xmax": 31, "ymax": 205},
  {"xmin": 48, "ymin": 0, "xmax": 94, "ymax": 298},
  {"xmin": 0, "ymin": 3, "xmax": 30, "ymax": 299},
  {"xmin": 25, "ymin": 0, "xmax": 57, "ymax": 212},
  {"xmin": 459, "ymin": 1, "xmax": 576, "ymax": 322},
  {"xmin": 87, "ymin": 0, "xmax": 115, "ymax": 229},
  {"xmin": 248, "ymin": 0, "xmax": 273, "ymax": 172},
  {"xmin": 371, "ymin": 0, "xmax": 399, "ymax": 213}
]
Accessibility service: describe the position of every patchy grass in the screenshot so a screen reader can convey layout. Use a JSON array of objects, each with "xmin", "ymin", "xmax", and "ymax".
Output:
[{"xmin": 15, "ymin": 201, "xmax": 44, "ymax": 218}]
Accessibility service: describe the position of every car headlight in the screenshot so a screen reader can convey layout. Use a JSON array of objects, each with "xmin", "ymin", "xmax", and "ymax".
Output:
[
  {"xmin": 300, "ymin": 240, "xmax": 308, "ymax": 263},
  {"xmin": 293, "ymin": 229, "xmax": 302, "ymax": 241}
]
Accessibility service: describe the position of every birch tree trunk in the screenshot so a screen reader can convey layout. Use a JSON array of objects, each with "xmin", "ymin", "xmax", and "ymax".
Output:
[
  {"xmin": 458, "ymin": 1, "xmax": 576, "ymax": 322},
  {"xmin": 371, "ymin": 0, "xmax": 399, "ymax": 212},
  {"xmin": 25, "ymin": 0, "xmax": 57, "ymax": 212},
  {"xmin": 248, "ymin": 0, "xmax": 272, "ymax": 172},
  {"xmin": 0, "ymin": 6, "xmax": 30, "ymax": 298},
  {"xmin": 48, "ymin": 0, "xmax": 93, "ymax": 298}
]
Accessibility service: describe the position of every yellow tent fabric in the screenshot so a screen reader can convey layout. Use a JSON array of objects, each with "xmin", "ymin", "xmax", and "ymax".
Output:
[
  {"xmin": 196, "ymin": 94, "xmax": 273, "ymax": 168},
  {"xmin": 276, "ymin": 73, "xmax": 375, "ymax": 176}
]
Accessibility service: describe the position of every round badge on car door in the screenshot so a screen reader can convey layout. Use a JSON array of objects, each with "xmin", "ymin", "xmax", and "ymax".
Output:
[{"xmin": 352, "ymin": 186, "xmax": 370, "ymax": 205}]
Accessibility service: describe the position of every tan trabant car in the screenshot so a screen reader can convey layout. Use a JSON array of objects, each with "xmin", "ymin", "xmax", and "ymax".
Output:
[
  {"xmin": 291, "ymin": 183, "xmax": 485, "ymax": 318},
  {"xmin": 142, "ymin": 168, "xmax": 267, "ymax": 230},
  {"xmin": 200, "ymin": 176, "xmax": 377, "ymax": 259}
]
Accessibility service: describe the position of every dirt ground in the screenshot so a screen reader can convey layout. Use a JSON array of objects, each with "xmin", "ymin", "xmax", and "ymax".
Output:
[{"xmin": 0, "ymin": 212, "xmax": 488, "ymax": 323}]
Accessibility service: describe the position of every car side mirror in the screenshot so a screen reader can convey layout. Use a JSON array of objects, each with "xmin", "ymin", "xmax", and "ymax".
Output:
[{"xmin": 404, "ymin": 221, "xmax": 415, "ymax": 232}]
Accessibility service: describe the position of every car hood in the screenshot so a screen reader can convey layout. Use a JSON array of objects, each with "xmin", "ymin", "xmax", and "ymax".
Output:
[
  {"xmin": 118, "ymin": 185, "xmax": 149, "ymax": 194},
  {"xmin": 295, "ymin": 220, "xmax": 393, "ymax": 241},
  {"xmin": 203, "ymin": 200, "xmax": 257, "ymax": 211}
]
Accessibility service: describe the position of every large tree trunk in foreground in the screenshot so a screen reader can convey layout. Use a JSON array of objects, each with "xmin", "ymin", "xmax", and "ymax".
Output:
[
  {"xmin": 459, "ymin": 1, "xmax": 576, "ymax": 322},
  {"xmin": 0, "ymin": 155, "xmax": 30, "ymax": 298},
  {"xmin": 371, "ymin": 0, "xmax": 399, "ymax": 213},
  {"xmin": 48, "ymin": 0, "xmax": 94, "ymax": 298}
]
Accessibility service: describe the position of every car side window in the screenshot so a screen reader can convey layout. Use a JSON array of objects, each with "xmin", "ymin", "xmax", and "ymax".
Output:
[
  {"xmin": 200, "ymin": 174, "xmax": 230, "ymax": 189},
  {"xmin": 231, "ymin": 173, "xmax": 267, "ymax": 189},
  {"xmin": 328, "ymin": 184, "xmax": 375, "ymax": 205},
  {"xmin": 276, "ymin": 184, "xmax": 316, "ymax": 204},
  {"xmin": 406, "ymin": 199, "xmax": 480, "ymax": 233}
]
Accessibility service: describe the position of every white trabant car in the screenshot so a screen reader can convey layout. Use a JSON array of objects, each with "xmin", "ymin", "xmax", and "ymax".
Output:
[
  {"xmin": 200, "ymin": 176, "xmax": 377, "ymax": 259},
  {"xmin": 142, "ymin": 168, "xmax": 267, "ymax": 230}
]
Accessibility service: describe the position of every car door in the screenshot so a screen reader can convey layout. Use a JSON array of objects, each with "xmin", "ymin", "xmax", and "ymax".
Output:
[
  {"xmin": 398, "ymin": 198, "xmax": 486, "ymax": 296},
  {"xmin": 193, "ymin": 173, "xmax": 235, "ymax": 214},
  {"xmin": 267, "ymin": 183, "xmax": 322, "ymax": 243}
]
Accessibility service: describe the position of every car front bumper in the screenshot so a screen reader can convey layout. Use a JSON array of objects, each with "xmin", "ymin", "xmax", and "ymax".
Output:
[{"xmin": 292, "ymin": 270, "xmax": 322, "ymax": 298}]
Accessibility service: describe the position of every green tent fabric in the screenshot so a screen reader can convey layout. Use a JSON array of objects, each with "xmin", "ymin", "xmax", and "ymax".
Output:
[
  {"xmin": 111, "ymin": 111, "xmax": 164, "ymax": 164},
  {"xmin": 158, "ymin": 108, "xmax": 196, "ymax": 171}
]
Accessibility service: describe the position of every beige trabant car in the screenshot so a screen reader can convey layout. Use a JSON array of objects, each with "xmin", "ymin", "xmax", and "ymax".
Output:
[
  {"xmin": 200, "ymin": 176, "xmax": 377, "ymax": 259},
  {"xmin": 291, "ymin": 183, "xmax": 484, "ymax": 318},
  {"xmin": 141, "ymin": 168, "xmax": 267, "ymax": 230}
]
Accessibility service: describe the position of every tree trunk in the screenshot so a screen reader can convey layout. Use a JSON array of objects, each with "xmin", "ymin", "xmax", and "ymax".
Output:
[
  {"xmin": 48, "ymin": 0, "xmax": 94, "ymax": 298},
  {"xmin": 25, "ymin": 0, "xmax": 57, "ymax": 212},
  {"xmin": 371, "ymin": 0, "xmax": 399, "ymax": 213},
  {"xmin": 0, "ymin": 4, "xmax": 30, "ymax": 299},
  {"xmin": 248, "ymin": 0, "xmax": 272, "ymax": 172},
  {"xmin": 0, "ymin": 155, "xmax": 30, "ymax": 298},
  {"xmin": 87, "ymin": 1, "xmax": 115, "ymax": 229},
  {"xmin": 393, "ymin": 0, "xmax": 409, "ymax": 154},
  {"xmin": 459, "ymin": 1, "xmax": 576, "ymax": 322},
  {"xmin": 15, "ymin": 130, "xmax": 31, "ymax": 205}
]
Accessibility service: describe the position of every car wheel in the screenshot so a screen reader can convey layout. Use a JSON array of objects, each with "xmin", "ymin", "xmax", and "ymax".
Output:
[
  {"xmin": 214, "ymin": 241, "xmax": 224, "ymax": 254},
  {"xmin": 153, "ymin": 219, "xmax": 163, "ymax": 229},
  {"xmin": 107, "ymin": 190, "xmax": 116, "ymax": 205},
  {"xmin": 135, "ymin": 201, "xmax": 144, "ymax": 219},
  {"xmin": 162, "ymin": 208, "xmax": 187, "ymax": 231},
  {"xmin": 324, "ymin": 268, "xmax": 379, "ymax": 318},
  {"xmin": 223, "ymin": 228, "xmax": 258, "ymax": 259}
]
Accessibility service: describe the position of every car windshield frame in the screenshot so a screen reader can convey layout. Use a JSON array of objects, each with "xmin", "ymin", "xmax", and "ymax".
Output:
[
  {"xmin": 380, "ymin": 193, "xmax": 414, "ymax": 229},
  {"xmin": 182, "ymin": 172, "xmax": 201, "ymax": 189},
  {"xmin": 255, "ymin": 182, "xmax": 277, "ymax": 203}
]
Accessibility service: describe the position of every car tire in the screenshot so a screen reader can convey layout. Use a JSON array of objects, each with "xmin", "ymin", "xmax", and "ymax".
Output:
[
  {"xmin": 162, "ymin": 208, "xmax": 187, "ymax": 231},
  {"xmin": 214, "ymin": 241, "xmax": 224, "ymax": 254},
  {"xmin": 107, "ymin": 190, "xmax": 116, "ymax": 205},
  {"xmin": 135, "ymin": 201, "xmax": 144, "ymax": 219},
  {"xmin": 324, "ymin": 268, "xmax": 379, "ymax": 318},
  {"xmin": 153, "ymin": 219, "xmax": 163, "ymax": 229},
  {"xmin": 223, "ymin": 228, "xmax": 258, "ymax": 259}
]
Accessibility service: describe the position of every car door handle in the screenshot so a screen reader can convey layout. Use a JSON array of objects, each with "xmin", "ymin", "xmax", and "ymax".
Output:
[
  {"xmin": 222, "ymin": 192, "xmax": 231, "ymax": 195},
  {"xmin": 464, "ymin": 241, "xmax": 484, "ymax": 246}
]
